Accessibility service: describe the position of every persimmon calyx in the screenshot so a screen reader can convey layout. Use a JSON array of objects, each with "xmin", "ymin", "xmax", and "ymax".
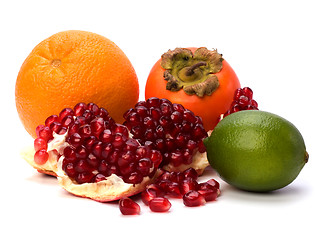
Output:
[{"xmin": 161, "ymin": 47, "xmax": 223, "ymax": 97}]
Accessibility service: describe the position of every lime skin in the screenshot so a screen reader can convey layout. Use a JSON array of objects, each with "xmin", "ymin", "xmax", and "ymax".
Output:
[{"xmin": 204, "ymin": 110, "xmax": 308, "ymax": 192}]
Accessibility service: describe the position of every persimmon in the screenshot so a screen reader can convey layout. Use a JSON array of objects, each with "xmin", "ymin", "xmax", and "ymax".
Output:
[{"xmin": 145, "ymin": 47, "xmax": 240, "ymax": 131}]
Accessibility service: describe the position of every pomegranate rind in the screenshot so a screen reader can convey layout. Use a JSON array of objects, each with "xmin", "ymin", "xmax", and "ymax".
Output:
[
  {"xmin": 20, "ymin": 146, "xmax": 57, "ymax": 176},
  {"xmin": 56, "ymin": 158, "xmax": 162, "ymax": 202}
]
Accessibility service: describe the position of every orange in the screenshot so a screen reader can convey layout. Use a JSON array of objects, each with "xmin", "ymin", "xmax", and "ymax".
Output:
[{"xmin": 15, "ymin": 30, "xmax": 139, "ymax": 138}]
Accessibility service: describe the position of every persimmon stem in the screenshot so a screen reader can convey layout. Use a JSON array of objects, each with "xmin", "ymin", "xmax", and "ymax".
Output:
[{"xmin": 185, "ymin": 62, "xmax": 207, "ymax": 76}]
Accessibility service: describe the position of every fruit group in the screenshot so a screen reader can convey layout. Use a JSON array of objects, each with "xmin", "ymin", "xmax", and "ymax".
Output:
[
  {"xmin": 145, "ymin": 47, "xmax": 240, "ymax": 131},
  {"xmin": 204, "ymin": 110, "xmax": 308, "ymax": 192},
  {"xmin": 123, "ymin": 97, "xmax": 210, "ymax": 174},
  {"xmin": 16, "ymin": 30, "xmax": 139, "ymax": 138}
]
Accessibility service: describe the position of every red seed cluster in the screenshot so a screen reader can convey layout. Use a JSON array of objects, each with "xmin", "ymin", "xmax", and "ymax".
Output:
[
  {"xmin": 123, "ymin": 97, "xmax": 208, "ymax": 168},
  {"xmin": 215, "ymin": 87, "xmax": 259, "ymax": 126},
  {"xmin": 119, "ymin": 167, "xmax": 220, "ymax": 214},
  {"xmin": 34, "ymin": 103, "xmax": 162, "ymax": 184}
]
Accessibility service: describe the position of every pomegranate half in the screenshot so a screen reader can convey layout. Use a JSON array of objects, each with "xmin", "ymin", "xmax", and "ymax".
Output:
[
  {"xmin": 21, "ymin": 99, "xmax": 209, "ymax": 201},
  {"xmin": 23, "ymin": 102, "xmax": 162, "ymax": 201},
  {"xmin": 123, "ymin": 97, "xmax": 210, "ymax": 174}
]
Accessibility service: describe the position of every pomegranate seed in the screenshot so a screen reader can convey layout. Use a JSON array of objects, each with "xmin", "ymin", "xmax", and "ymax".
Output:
[
  {"xmin": 98, "ymin": 160, "xmax": 109, "ymax": 174},
  {"xmin": 242, "ymin": 87, "xmax": 253, "ymax": 99},
  {"xmin": 193, "ymin": 124, "xmax": 207, "ymax": 139},
  {"xmin": 126, "ymin": 112, "xmax": 141, "ymax": 125},
  {"xmin": 45, "ymin": 115, "xmax": 59, "ymax": 127},
  {"xmin": 180, "ymin": 178, "xmax": 198, "ymax": 195},
  {"xmin": 183, "ymin": 190, "xmax": 206, "ymax": 207},
  {"xmin": 251, "ymin": 99, "xmax": 258, "ymax": 108},
  {"xmin": 234, "ymin": 88, "xmax": 244, "ymax": 100},
  {"xmin": 59, "ymin": 108, "xmax": 74, "ymax": 122},
  {"xmin": 87, "ymin": 103, "xmax": 100, "ymax": 115},
  {"xmin": 63, "ymin": 162, "xmax": 77, "ymax": 178},
  {"xmin": 150, "ymin": 149, "xmax": 162, "ymax": 166},
  {"xmin": 36, "ymin": 124, "xmax": 45, "ymax": 137},
  {"xmin": 150, "ymin": 108, "xmax": 161, "ymax": 120},
  {"xmin": 105, "ymin": 164, "xmax": 119, "ymax": 176},
  {"xmin": 108, "ymin": 149, "xmax": 120, "ymax": 164},
  {"xmin": 147, "ymin": 97, "xmax": 161, "ymax": 108},
  {"xmin": 82, "ymin": 110, "xmax": 94, "ymax": 123},
  {"xmin": 141, "ymin": 185, "xmax": 164, "ymax": 205},
  {"xmin": 124, "ymin": 171, "xmax": 144, "ymax": 184},
  {"xmin": 112, "ymin": 133, "xmax": 126, "ymax": 148},
  {"xmin": 182, "ymin": 168, "xmax": 198, "ymax": 180},
  {"xmin": 38, "ymin": 126, "xmax": 52, "ymax": 142},
  {"xmin": 149, "ymin": 197, "xmax": 171, "ymax": 212},
  {"xmin": 75, "ymin": 172, "xmax": 95, "ymax": 184},
  {"xmin": 61, "ymin": 115, "xmax": 74, "ymax": 128},
  {"xmin": 114, "ymin": 123, "xmax": 129, "ymax": 136},
  {"xmin": 93, "ymin": 173, "xmax": 106, "ymax": 183},
  {"xmin": 92, "ymin": 141, "xmax": 103, "ymax": 158},
  {"xmin": 63, "ymin": 147, "xmax": 77, "ymax": 161},
  {"xmin": 170, "ymin": 111, "xmax": 183, "ymax": 123},
  {"xmin": 119, "ymin": 198, "xmax": 140, "ymax": 215},
  {"xmin": 78, "ymin": 124, "xmax": 92, "ymax": 138},
  {"xmin": 99, "ymin": 108, "xmax": 109, "ymax": 119},
  {"xmin": 119, "ymin": 161, "xmax": 136, "ymax": 176},
  {"xmin": 83, "ymin": 136, "xmax": 97, "ymax": 150},
  {"xmin": 34, "ymin": 137, "xmax": 47, "ymax": 151},
  {"xmin": 198, "ymin": 188, "xmax": 218, "ymax": 202},
  {"xmin": 238, "ymin": 95, "xmax": 250, "ymax": 107},
  {"xmin": 101, "ymin": 143, "xmax": 114, "ymax": 159},
  {"xmin": 67, "ymin": 133, "xmax": 82, "ymax": 148},
  {"xmin": 160, "ymin": 102, "xmax": 173, "ymax": 116},
  {"xmin": 165, "ymin": 182, "xmax": 182, "ymax": 198},
  {"xmin": 172, "ymin": 103, "xmax": 185, "ymax": 113},
  {"xmin": 34, "ymin": 149, "xmax": 49, "ymax": 165},
  {"xmin": 125, "ymin": 139, "xmax": 140, "ymax": 151},
  {"xmin": 90, "ymin": 117, "xmax": 105, "ymax": 137},
  {"xmin": 86, "ymin": 153, "xmax": 100, "ymax": 168},
  {"xmin": 75, "ymin": 145, "xmax": 88, "ymax": 159},
  {"xmin": 75, "ymin": 159, "xmax": 92, "ymax": 173},
  {"xmin": 74, "ymin": 102, "xmax": 87, "ymax": 116},
  {"xmin": 206, "ymin": 179, "xmax": 220, "ymax": 189},
  {"xmin": 170, "ymin": 150, "xmax": 184, "ymax": 167},
  {"xmin": 137, "ymin": 158, "xmax": 152, "ymax": 176},
  {"xmin": 136, "ymin": 106, "xmax": 148, "ymax": 118}
]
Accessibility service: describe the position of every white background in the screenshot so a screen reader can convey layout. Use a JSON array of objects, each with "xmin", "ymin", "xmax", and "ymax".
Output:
[{"xmin": 1, "ymin": 0, "xmax": 322, "ymax": 239}]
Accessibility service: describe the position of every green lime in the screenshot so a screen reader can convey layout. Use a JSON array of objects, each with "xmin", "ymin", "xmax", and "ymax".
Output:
[{"xmin": 204, "ymin": 110, "xmax": 308, "ymax": 192}]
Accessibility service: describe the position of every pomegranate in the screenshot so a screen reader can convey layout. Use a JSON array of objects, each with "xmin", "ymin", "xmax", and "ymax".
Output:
[
  {"xmin": 22, "ymin": 98, "xmax": 210, "ymax": 202},
  {"xmin": 123, "ymin": 97, "xmax": 209, "ymax": 174},
  {"xmin": 24, "ymin": 102, "xmax": 163, "ymax": 202}
]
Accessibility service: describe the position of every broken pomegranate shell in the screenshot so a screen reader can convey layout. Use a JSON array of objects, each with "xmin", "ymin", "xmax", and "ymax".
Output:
[
  {"xmin": 123, "ymin": 97, "xmax": 210, "ymax": 175},
  {"xmin": 22, "ymin": 102, "xmax": 163, "ymax": 202}
]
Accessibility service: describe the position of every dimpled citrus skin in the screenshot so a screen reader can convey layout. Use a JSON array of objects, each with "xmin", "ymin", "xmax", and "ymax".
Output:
[
  {"xmin": 15, "ymin": 30, "xmax": 139, "ymax": 138},
  {"xmin": 204, "ymin": 110, "xmax": 308, "ymax": 192}
]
